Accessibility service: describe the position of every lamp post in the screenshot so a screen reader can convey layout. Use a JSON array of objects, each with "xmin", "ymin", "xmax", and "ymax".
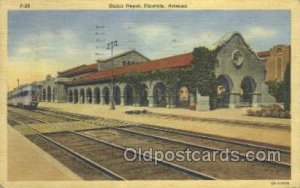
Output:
[{"xmin": 107, "ymin": 40, "xmax": 118, "ymax": 110}]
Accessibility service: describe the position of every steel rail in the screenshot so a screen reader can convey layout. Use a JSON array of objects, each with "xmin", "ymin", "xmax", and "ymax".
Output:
[
  {"xmin": 112, "ymin": 127, "xmax": 291, "ymax": 168},
  {"xmin": 143, "ymin": 112, "xmax": 290, "ymax": 131},
  {"xmin": 39, "ymin": 107, "xmax": 290, "ymax": 153},
  {"xmin": 9, "ymin": 117, "xmax": 126, "ymax": 180},
  {"xmin": 33, "ymin": 108, "xmax": 290, "ymax": 154},
  {"xmin": 37, "ymin": 107, "xmax": 97, "ymax": 119},
  {"xmin": 34, "ymin": 109, "xmax": 82, "ymax": 121},
  {"xmin": 37, "ymin": 107, "xmax": 140, "ymax": 125},
  {"xmin": 70, "ymin": 130, "xmax": 217, "ymax": 180},
  {"xmin": 9, "ymin": 107, "xmax": 290, "ymax": 167},
  {"xmin": 34, "ymin": 109, "xmax": 133, "ymax": 129},
  {"xmin": 138, "ymin": 125, "xmax": 290, "ymax": 154},
  {"xmin": 8, "ymin": 109, "xmax": 48, "ymax": 123}
]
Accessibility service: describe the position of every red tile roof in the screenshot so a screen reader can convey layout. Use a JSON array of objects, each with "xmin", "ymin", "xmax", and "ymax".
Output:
[
  {"xmin": 257, "ymin": 50, "xmax": 270, "ymax": 58},
  {"xmin": 69, "ymin": 52, "xmax": 193, "ymax": 85},
  {"xmin": 58, "ymin": 63, "xmax": 98, "ymax": 77}
]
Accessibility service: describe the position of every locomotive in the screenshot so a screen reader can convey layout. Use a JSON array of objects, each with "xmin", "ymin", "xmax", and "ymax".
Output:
[{"xmin": 8, "ymin": 84, "xmax": 39, "ymax": 109}]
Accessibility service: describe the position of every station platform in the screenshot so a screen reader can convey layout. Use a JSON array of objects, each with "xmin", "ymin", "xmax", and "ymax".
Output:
[
  {"xmin": 39, "ymin": 102, "xmax": 291, "ymax": 147},
  {"xmin": 8, "ymin": 126, "xmax": 81, "ymax": 181}
]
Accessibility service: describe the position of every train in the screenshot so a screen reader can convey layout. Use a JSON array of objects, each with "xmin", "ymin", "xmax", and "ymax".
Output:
[{"xmin": 8, "ymin": 84, "xmax": 39, "ymax": 109}]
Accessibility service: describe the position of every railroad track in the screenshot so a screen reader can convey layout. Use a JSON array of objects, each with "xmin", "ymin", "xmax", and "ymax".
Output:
[
  {"xmin": 137, "ymin": 111, "xmax": 290, "ymax": 131},
  {"xmin": 79, "ymin": 127, "xmax": 290, "ymax": 179},
  {"xmin": 37, "ymin": 107, "xmax": 100, "ymax": 120},
  {"xmin": 8, "ymin": 117, "xmax": 215, "ymax": 180},
  {"xmin": 8, "ymin": 111, "xmax": 43, "ymax": 125},
  {"xmin": 8, "ymin": 118, "xmax": 118, "ymax": 180},
  {"xmin": 9, "ymin": 107, "xmax": 139, "ymax": 130},
  {"xmin": 36, "ymin": 106, "xmax": 290, "ymax": 132},
  {"xmin": 32, "ymin": 107, "xmax": 291, "ymax": 156},
  {"xmin": 8, "ymin": 107, "xmax": 79, "ymax": 123},
  {"xmin": 133, "ymin": 124, "xmax": 290, "ymax": 153},
  {"xmin": 9, "ymin": 107, "xmax": 291, "ymax": 164},
  {"xmin": 13, "ymin": 106, "xmax": 290, "ymax": 132},
  {"xmin": 36, "ymin": 107, "xmax": 141, "ymax": 126},
  {"xmin": 8, "ymin": 109, "xmax": 48, "ymax": 123},
  {"xmin": 120, "ymin": 125, "xmax": 291, "ymax": 163},
  {"xmin": 7, "ymin": 107, "xmax": 291, "ymax": 179},
  {"xmin": 111, "ymin": 126, "xmax": 290, "ymax": 165}
]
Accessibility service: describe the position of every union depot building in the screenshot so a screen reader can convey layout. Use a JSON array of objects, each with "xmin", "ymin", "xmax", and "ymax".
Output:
[{"xmin": 39, "ymin": 32, "xmax": 276, "ymax": 110}]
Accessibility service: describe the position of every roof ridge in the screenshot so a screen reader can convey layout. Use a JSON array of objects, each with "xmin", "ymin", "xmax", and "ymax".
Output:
[
  {"xmin": 58, "ymin": 63, "xmax": 97, "ymax": 74},
  {"xmin": 58, "ymin": 64, "xmax": 87, "ymax": 74},
  {"xmin": 141, "ymin": 52, "xmax": 192, "ymax": 64},
  {"xmin": 97, "ymin": 49, "xmax": 150, "ymax": 62}
]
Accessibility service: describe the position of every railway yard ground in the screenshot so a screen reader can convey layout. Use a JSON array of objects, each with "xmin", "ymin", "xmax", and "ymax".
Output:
[
  {"xmin": 35, "ymin": 102, "xmax": 291, "ymax": 146},
  {"xmin": 7, "ymin": 102, "xmax": 291, "ymax": 181}
]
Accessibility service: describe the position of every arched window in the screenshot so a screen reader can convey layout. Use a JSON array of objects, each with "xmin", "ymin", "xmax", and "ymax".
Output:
[
  {"xmin": 276, "ymin": 57, "xmax": 282, "ymax": 79},
  {"xmin": 153, "ymin": 82, "xmax": 167, "ymax": 107},
  {"xmin": 68, "ymin": 90, "xmax": 73, "ymax": 103},
  {"xmin": 124, "ymin": 85, "xmax": 134, "ymax": 106},
  {"xmin": 94, "ymin": 87, "xmax": 100, "ymax": 104}
]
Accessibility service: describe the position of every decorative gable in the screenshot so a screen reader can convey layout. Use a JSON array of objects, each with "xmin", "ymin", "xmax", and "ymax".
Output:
[{"xmin": 97, "ymin": 50, "xmax": 150, "ymax": 71}]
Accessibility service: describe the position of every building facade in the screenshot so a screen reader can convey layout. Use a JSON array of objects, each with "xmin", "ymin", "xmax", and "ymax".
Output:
[
  {"xmin": 40, "ymin": 32, "xmax": 275, "ymax": 110},
  {"xmin": 257, "ymin": 45, "xmax": 291, "ymax": 81},
  {"xmin": 40, "ymin": 75, "xmax": 68, "ymax": 103}
]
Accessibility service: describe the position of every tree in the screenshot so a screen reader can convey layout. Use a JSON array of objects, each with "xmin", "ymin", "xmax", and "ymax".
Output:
[
  {"xmin": 265, "ymin": 80, "xmax": 284, "ymax": 102},
  {"xmin": 283, "ymin": 63, "xmax": 291, "ymax": 111},
  {"xmin": 191, "ymin": 47, "xmax": 217, "ymax": 97},
  {"xmin": 191, "ymin": 47, "xmax": 218, "ymax": 109}
]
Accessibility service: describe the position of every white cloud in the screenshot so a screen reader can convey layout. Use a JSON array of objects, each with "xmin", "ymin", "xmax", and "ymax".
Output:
[
  {"xmin": 120, "ymin": 24, "xmax": 219, "ymax": 58},
  {"xmin": 127, "ymin": 26, "xmax": 221, "ymax": 59},
  {"xmin": 17, "ymin": 45, "xmax": 51, "ymax": 55},
  {"xmin": 245, "ymin": 26, "xmax": 278, "ymax": 38},
  {"xmin": 172, "ymin": 31, "xmax": 219, "ymax": 53},
  {"xmin": 11, "ymin": 28, "xmax": 100, "ymax": 67},
  {"xmin": 126, "ymin": 24, "xmax": 174, "ymax": 58},
  {"xmin": 192, "ymin": 31, "xmax": 219, "ymax": 47},
  {"xmin": 14, "ymin": 29, "xmax": 79, "ymax": 58}
]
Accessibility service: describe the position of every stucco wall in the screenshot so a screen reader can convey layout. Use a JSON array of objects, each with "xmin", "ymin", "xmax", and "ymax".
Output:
[
  {"xmin": 265, "ymin": 45, "xmax": 290, "ymax": 81},
  {"xmin": 98, "ymin": 51, "xmax": 149, "ymax": 71},
  {"xmin": 42, "ymin": 76, "xmax": 68, "ymax": 103},
  {"xmin": 215, "ymin": 34, "xmax": 266, "ymax": 93}
]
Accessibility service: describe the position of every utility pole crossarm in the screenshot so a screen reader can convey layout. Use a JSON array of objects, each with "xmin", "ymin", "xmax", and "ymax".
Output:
[{"xmin": 107, "ymin": 40, "xmax": 118, "ymax": 49}]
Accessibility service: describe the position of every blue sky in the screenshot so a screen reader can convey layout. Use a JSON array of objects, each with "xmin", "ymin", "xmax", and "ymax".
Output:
[{"xmin": 7, "ymin": 10, "xmax": 290, "ymax": 88}]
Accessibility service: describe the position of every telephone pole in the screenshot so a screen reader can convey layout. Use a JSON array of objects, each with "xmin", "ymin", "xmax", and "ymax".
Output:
[{"xmin": 107, "ymin": 40, "xmax": 118, "ymax": 110}]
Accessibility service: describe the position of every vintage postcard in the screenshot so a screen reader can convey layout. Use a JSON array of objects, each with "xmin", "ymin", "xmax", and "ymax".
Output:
[{"xmin": 0, "ymin": 0, "xmax": 300, "ymax": 188}]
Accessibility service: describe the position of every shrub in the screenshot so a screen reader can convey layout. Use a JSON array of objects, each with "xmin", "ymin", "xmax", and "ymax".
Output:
[
  {"xmin": 246, "ymin": 104, "xmax": 290, "ymax": 119},
  {"xmin": 125, "ymin": 109, "xmax": 148, "ymax": 115}
]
